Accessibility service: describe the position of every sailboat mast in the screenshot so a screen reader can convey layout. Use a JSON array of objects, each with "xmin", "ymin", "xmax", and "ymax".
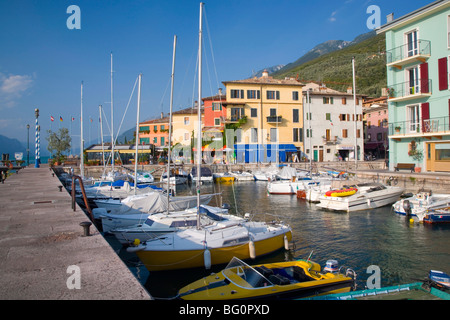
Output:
[
  {"xmin": 99, "ymin": 105, "xmax": 105, "ymax": 167},
  {"xmin": 134, "ymin": 73, "xmax": 142, "ymax": 195},
  {"xmin": 352, "ymin": 57, "xmax": 357, "ymax": 167},
  {"xmin": 111, "ymin": 52, "xmax": 115, "ymax": 172},
  {"xmin": 167, "ymin": 35, "xmax": 177, "ymax": 214},
  {"xmin": 196, "ymin": 2, "xmax": 203, "ymax": 229},
  {"xmin": 80, "ymin": 81, "xmax": 84, "ymax": 179}
]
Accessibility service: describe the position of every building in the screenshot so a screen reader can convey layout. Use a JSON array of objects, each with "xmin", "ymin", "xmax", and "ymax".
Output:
[
  {"xmin": 138, "ymin": 114, "xmax": 169, "ymax": 150},
  {"xmin": 377, "ymin": 0, "xmax": 450, "ymax": 172},
  {"xmin": 302, "ymin": 82, "xmax": 365, "ymax": 162},
  {"xmin": 363, "ymin": 96, "xmax": 389, "ymax": 159},
  {"xmin": 202, "ymin": 91, "xmax": 227, "ymax": 141},
  {"xmin": 222, "ymin": 70, "xmax": 304, "ymax": 163}
]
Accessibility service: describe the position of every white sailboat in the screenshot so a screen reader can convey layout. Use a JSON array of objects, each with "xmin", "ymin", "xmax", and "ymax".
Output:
[{"xmin": 127, "ymin": 3, "xmax": 293, "ymax": 272}]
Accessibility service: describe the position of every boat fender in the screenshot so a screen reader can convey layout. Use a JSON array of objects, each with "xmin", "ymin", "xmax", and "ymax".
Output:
[
  {"xmin": 249, "ymin": 240, "xmax": 256, "ymax": 259},
  {"xmin": 126, "ymin": 244, "xmax": 146, "ymax": 253},
  {"xmin": 204, "ymin": 248, "xmax": 211, "ymax": 270},
  {"xmin": 284, "ymin": 234, "xmax": 289, "ymax": 250}
]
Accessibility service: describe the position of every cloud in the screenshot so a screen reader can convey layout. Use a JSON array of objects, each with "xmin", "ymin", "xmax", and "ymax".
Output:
[
  {"xmin": 0, "ymin": 72, "xmax": 34, "ymax": 108},
  {"xmin": 329, "ymin": 10, "xmax": 338, "ymax": 22}
]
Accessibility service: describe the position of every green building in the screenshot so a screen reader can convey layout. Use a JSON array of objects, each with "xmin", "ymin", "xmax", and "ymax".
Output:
[{"xmin": 377, "ymin": 0, "xmax": 450, "ymax": 172}]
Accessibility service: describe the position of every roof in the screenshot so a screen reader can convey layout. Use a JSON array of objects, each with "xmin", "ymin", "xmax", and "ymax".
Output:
[
  {"xmin": 172, "ymin": 106, "xmax": 204, "ymax": 115},
  {"xmin": 140, "ymin": 117, "xmax": 170, "ymax": 125},
  {"xmin": 377, "ymin": 0, "xmax": 450, "ymax": 33},
  {"xmin": 223, "ymin": 73, "xmax": 304, "ymax": 87},
  {"xmin": 302, "ymin": 82, "xmax": 366, "ymax": 97}
]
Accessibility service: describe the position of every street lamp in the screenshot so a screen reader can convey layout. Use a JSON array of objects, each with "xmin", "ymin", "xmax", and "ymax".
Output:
[
  {"xmin": 26, "ymin": 124, "xmax": 30, "ymax": 166},
  {"xmin": 34, "ymin": 108, "xmax": 40, "ymax": 168}
]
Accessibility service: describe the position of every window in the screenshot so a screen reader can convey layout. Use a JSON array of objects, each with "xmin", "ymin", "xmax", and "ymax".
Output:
[
  {"xmin": 292, "ymin": 91, "xmax": 299, "ymax": 101},
  {"xmin": 342, "ymin": 129, "xmax": 348, "ymax": 138},
  {"xmin": 230, "ymin": 89, "xmax": 244, "ymax": 99},
  {"xmin": 325, "ymin": 129, "xmax": 331, "ymax": 141},
  {"xmin": 235, "ymin": 129, "xmax": 242, "ymax": 143},
  {"xmin": 154, "ymin": 125, "xmax": 158, "ymax": 131},
  {"xmin": 357, "ymin": 129, "xmax": 360, "ymax": 138},
  {"xmin": 160, "ymin": 125, "xmax": 165, "ymax": 131},
  {"xmin": 340, "ymin": 114, "xmax": 347, "ymax": 121},
  {"xmin": 406, "ymin": 65, "xmax": 420, "ymax": 95},
  {"xmin": 267, "ymin": 90, "xmax": 280, "ymax": 100},
  {"xmin": 153, "ymin": 137, "xmax": 157, "ymax": 143},
  {"xmin": 270, "ymin": 108, "xmax": 277, "ymax": 116},
  {"xmin": 293, "ymin": 128, "xmax": 303, "ymax": 142},
  {"xmin": 270, "ymin": 128, "xmax": 278, "ymax": 142},
  {"xmin": 140, "ymin": 126, "xmax": 149, "ymax": 132},
  {"xmin": 212, "ymin": 102, "xmax": 222, "ymax": 111},
  {"xmin": 377, "ymin": 133, "xmax": 382, "ymax": 141},
  {"xmin": 448, "ymin": 15, "xmax": 450, "ymax": 48},
  {"xmin": 247, "ymin": 90, "xmax": 260, "ymax": 99},
  {"xmin": 306, "ymin": 129, "xmax": 312, "ymax": 138},
  {"xmin": 184, "ymin": 117, "xmax": 189, "ymax": 125},
  {"xmin": 161, "ymin": 137, "xmax": 165, "ymax": 145},
  {"xmin": 214, "ymin": 118, "xmax": 221, "ymax": 126},
  {"xmin": 406, "ymin": 29, "xmax": 418, "ymax": 57},
  {"xmin": 342, "ymin": 97, "xmax": 347, "ymax": 105},
  {"xmin": 184, "ymin": 132, "xmax": 190, "ymax": 141},
  {"xmin": 250, "ymin": 108, "xmax": 257, "ymax": 117},
  {"xmin": 293, "ymin": 109, "xmax": 299, "ymax": 123},
  {"xmin": 251, "ymin": 128, "xmax": 258, "ymax": 143},
  {"xmin": 325, "ymin": 113, "xmax": 331, "ymax": 120},
  {"xmin": 407, "ymin": 104, "xmax": 421, "ymax": 133},
  {"xmin": 306, "ymin": 112, "xmax": 312, "ymax": 120}
]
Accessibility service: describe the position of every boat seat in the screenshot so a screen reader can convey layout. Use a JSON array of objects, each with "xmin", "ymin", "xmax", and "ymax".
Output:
[
  {"xmin": 254, "ymin": 266, "xmax": 274, "ymax": 279},
  {"xmin": 292, "ymin": 266, "xmax": 315, "ymax": 282},
  {"xmin": 268, "ymin": 274, "xmax": 290, "ymax": 285}
]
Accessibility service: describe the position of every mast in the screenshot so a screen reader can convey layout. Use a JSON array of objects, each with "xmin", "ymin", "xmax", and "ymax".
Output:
[
  {"xmin": 99, "ymin": 105, "xmax": 105, "ymax": 168},
  {"xmin": 80, "ymin": 81, "xmax": 84, "ymax": 179},
  {"xmin": 167, "ymin": 35, "xmax": 177, "ymax": 214},
  {"xmin": 352, "ymin": 57, "xmax": 357, "ymax": 167},
  {"xmin": 111, "ymin": 52, "xmax": 115, "ymax": 171},
  {"xmin": 196, "ymin": 2, "xmax": 203, "ymax": 229},
  {"xmin": 134, "ymin": 74, "xmax": 142, "ymax": 195}
]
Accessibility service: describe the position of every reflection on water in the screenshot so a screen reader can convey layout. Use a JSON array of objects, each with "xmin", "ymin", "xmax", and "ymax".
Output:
[{"xmin": 111, "ymin": 180, "xmax": 450, "ymax": 299}]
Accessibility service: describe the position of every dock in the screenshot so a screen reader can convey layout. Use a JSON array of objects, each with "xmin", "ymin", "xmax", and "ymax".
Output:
[{"xmin": 0, "ymin": 166, "xmax": 152, "ymax": 300}]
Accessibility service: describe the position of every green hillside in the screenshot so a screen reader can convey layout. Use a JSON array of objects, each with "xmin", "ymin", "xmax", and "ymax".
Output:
[{"xmin": 273, "ymin": 33, "xmax": 387, "ymax": 97}]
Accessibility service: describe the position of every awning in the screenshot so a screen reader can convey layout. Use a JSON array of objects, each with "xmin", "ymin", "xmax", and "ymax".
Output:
[{"xmin": 336, "ymin": 145, "xmax": 355, "ymax": 150}]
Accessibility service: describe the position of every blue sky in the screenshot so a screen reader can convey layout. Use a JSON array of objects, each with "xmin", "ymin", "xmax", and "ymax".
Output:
[{"xmin": 0, "ymin": 0, "xmax": 431, "ymax": 152}]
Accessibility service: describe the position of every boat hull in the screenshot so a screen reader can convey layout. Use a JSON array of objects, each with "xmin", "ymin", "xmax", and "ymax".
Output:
[{"xmin": 135, "ymin": 230, "xmax": 292, "ymax": 272}]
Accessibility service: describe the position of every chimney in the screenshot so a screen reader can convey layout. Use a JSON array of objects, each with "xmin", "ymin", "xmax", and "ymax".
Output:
[
  {"xmin": 218, "ymin": 88, "xmax": 223, "ymax": 96},
  {"xmin": 347, "ymin": 87, "xmax": 353, "ymax": 94},
  {"xmin": 161, "ymin": 112, "xmax": 164, "ymax": 119},
  {"xmin": 386, "ymin": 13, "xmax": 394, "ymax": 23},
  {"xmin": 262, "ymin": 69, "xmax": 269, "ymax": 78},
  {"xmin": 381, "ymin": 88, "xmax": 388, "ymax": 97}
]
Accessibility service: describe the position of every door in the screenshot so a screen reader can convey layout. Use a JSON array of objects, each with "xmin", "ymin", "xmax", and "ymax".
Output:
[
  {"xmin": 319, "ymin": 149, "xmax": 324, "ymax": 162},
  {"xmin": 313, "ymin": 149, "xmax": 318, "ymax": 162},
  {"xmin": 406, "ymin": 30, "xmax": 418, "ymax": 57}
]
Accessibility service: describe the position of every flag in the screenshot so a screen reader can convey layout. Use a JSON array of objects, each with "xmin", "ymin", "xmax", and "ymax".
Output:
[
  {"xmin": 60, "ymin": 116, "xmax": 63, "ymax": 122},
  {"xmin": 71, "ymin": 117, "xmax": 75, "ymax": 122},
  {"xmin": 50, "ymin": 116, "xmax": 54, "ymax": 122}
]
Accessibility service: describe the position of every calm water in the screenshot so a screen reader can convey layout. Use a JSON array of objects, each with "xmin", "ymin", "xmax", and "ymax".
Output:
[{"xmin": 105, "ymin": 180, "xmax": 450, "ymax": 299}]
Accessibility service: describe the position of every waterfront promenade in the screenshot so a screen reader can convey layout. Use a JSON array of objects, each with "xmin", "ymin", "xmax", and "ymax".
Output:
[{"xmin": 0, "ymin": 166, "xmax": 151, "ymax": 300}]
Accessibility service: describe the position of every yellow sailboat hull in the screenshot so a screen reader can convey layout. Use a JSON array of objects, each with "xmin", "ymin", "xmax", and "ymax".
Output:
[{"xmin": 136, "ymin": 231, "xmax": 292, "ymax": 272}]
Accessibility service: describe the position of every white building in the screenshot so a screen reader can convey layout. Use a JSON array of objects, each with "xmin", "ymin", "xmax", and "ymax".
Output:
[{"xmin": 302, "ymin": 83, "xmax": 365, "ymax": 162}]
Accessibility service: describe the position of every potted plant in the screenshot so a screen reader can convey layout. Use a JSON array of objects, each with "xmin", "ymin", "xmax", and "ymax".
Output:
[
  {"xmin": 408, "ymin": 147, "xmax": 424, "ymax": 172},
  {"xmin": 395, "ymin": 126, "xmax": 401, "ymax": 133}
]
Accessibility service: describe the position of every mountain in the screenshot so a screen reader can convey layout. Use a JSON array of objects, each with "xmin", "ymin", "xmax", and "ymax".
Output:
[
  {"xmin": 251, "ymin": 64, "xmax": 285, "ymax": 78},
  {"xmin": 272, "ymin": 31, "xmax": 386, "ymax": 97},
  {"xmin": 0, "ymin": 134, "xmax": 27, "ymax": 160}
]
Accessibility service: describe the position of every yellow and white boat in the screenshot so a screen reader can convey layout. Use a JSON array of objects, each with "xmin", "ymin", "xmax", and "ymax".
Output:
[
  {"xmin": 213, "ymin": 172, "xmax": 235, "ymax": 183},
  {"xmin": 178, "ymin": 257, "xmax": 356, "ymax": 300},
  {"xmin": 127, "ymin": 217, "xmax": 292, "ymax": 272}
]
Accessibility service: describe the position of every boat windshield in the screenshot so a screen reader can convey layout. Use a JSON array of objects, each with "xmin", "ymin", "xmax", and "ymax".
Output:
[{"xmin": 223, "ymin": 257, "xmax": 273, "ymax": 288}]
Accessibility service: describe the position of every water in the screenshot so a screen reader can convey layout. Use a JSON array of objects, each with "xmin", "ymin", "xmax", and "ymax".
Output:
[{"xmin": 106, "ymin": 180, "xmax": 450, "ymax": 299}]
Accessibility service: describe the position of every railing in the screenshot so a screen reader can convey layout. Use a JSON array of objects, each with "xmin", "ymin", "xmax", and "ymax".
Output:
[
  {"xmin": 322, "ymin": 136, "xmax": 339, "ymax": 145},
  {"xmin": 389, "ymin": 116, "xmax": 450, "ymax": 135},
  {"xmin": 266, "ymin": 115, "xmax": 282, "ymax": 123},
  {"xmin": 387, "ymin": 79, "xmax": 431, "ymax": 100},
  {"xmin": 386, "ymin": 39, "xmax": 431, "ymax": 64}
]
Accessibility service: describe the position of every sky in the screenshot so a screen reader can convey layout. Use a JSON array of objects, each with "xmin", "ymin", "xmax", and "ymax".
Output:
[{"xmin": 0, "ymin": 0, "xmax": 432, "ymax": 154}]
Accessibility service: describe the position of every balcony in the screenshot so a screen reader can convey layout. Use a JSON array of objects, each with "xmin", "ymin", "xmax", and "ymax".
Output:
[
  {"xmin": 322, "ymin": 136, "xmax": 339, "ymax": 145},
  {"xmin": 266, "ymin": 115, "xmax": 282, "ymax": 123},
  {"xmin": 221, "ymin": 115, "xmax": 247, "ymax": 124},
  {"xmin": 389, "ymin": 116, "xmax": 450, "ymax": 139},
  {"xmin": 386, "ymin": 40, "xmax": 431, "ymax": 69},
  {"xmin": 387, "ymin": 79, "xmax": 432, "ymax": 102}
]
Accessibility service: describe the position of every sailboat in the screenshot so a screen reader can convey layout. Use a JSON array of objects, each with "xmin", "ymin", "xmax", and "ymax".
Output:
[{"xmin": 128, "ymin": 3, "xmax": 293, "ymax": 272}]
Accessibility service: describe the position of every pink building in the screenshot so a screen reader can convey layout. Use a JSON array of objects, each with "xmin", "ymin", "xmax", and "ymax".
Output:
[{"xmin": 363, "ymin": 97, "xmax": 388, "ymax": 159}]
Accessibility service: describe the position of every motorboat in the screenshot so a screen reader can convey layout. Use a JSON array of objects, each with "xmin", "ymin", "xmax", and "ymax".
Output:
[
  {"xmin": 392, "ymin": 192, "xmax": 450, "ymax": 221},
  {"xmin": 268, "ymin": 178, "xmax": 330, "ymax": 195},
  {"xmin": 316, "ymin": 183, "xmax": 404, "ymax": 212},
  {"xmin": 189, "ymin": 166, "xmax": 213, "ymax": 184},
  {"xmin": 160, "ymin": 167, "xmax": 189, "ymax": 185},
  {"xmin": 231, "ymin": 170, "xmax": 254, "ymax": 181},
  {"xmin": 253, "ymin": 165, "xmax": 279, "ymax": 181},
  {"xmin": 81, "ymin": 179, "xmax": 159, "ymax": 200},
  {"xmin": 127, "ymin": 217, "xmax": 292, "ymax": 271},
  {"xmin": 297, "ymin": 184, "xmax": 333, "ymax": 203},
  {"xmin": 128, "ymin": 170, "xmax": 154, "ymax": 184},
  {"xmin": 109, "ymin": 205, "xmax": 242, "ymax": 244},
  {"xmin": 423, "ymin": 207, "xmax": 450, "ymax": 224},
  {"xmin": 213, "ymin": 172, "xmax": 235, "ymax": 183},
  {"xmin": 177, "ymin": 257, "xmax": 356, "ymax": 300}
]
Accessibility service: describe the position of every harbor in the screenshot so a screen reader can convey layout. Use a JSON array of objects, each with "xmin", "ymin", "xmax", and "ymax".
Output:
[{"xmin": 0, "ymin": 163, "xmax": 449, "ymax": 300}]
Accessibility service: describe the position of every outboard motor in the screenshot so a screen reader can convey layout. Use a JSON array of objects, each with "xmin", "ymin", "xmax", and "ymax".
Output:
[
  {"xmin": 324, "ymin": 260, "xmax": 339, "ymax": 273},
  {"xmin": 403, "ymin": 200, "xmax": 411, "ymax": 217}
]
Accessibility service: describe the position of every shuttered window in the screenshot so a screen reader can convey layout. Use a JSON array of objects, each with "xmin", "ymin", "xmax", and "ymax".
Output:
[{"xmin": 438, "ymin": 57, "xmax": 448, "ymax": 91}]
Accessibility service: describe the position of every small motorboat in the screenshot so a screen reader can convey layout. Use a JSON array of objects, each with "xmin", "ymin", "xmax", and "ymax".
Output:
[
  {"xmin": 190, "ymin": 166, "xmax": 213, "ymax": 183},
  {"xmin": 213, "ymin": 172, "xmax": 235, "ymax": 183},
  {"xmin": 177, "ymin": 257, "xmax": 356, "ymax": 300},
  {"xmin": 392, "ymin": 192, "xmax": 450, "ymax": 221},
  {"xmin": 423, "ymin": 207, "xmax": 450, "ymax": 224}
]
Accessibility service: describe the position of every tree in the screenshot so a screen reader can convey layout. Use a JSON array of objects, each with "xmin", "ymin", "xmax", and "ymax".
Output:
[{"xmin": 46, "ymin": 128, "xmax": 72, "ymax": 162}]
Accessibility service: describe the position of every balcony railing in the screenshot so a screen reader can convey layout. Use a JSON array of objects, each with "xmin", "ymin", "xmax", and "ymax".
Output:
[
  {"xmin": 322, "ymin": 136, "xmax": 339, "ymax": 145},
  {"xmin": 389, "ymin": 116, "xmax": 450, "ymax": 136},
  {"xmin": 266, "ymin": 115, "xmax": 282, "ymax": 123},
  {"xmin": 221, "ymin": 115, "xmax": 246, "ymax": 123},
  {"xmin": 386, "ymin": 39, "xmax": 431, "ymax": 66},
  {"xmin": 387, "ymin": 79, "xmax": 432, "ymax": 102}
]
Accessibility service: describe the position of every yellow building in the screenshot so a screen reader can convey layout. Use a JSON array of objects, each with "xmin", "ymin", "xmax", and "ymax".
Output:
[{"xmin": 222, "ymin": 70, "xmax": 304, "ymax": 162}]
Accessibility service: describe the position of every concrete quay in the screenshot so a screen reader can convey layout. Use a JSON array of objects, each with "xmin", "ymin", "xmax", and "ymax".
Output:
[{"xmin": 0, "ymin": 166, "xmax": 152, "ymax": 300}]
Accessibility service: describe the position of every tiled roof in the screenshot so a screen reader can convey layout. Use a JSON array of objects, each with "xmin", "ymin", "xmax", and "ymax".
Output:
[{"xmin": 223, "ymin": 73, "xmax": 304, "ymax": 86}]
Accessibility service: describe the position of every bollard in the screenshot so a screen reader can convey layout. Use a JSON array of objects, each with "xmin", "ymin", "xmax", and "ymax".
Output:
[
  {"xmin": 80, "ymin": 221, "xmax": 92, "ymax": 237},
  {"xmin": 58, "ymin": 185, "xmax": 63, "ymax": 192}
]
